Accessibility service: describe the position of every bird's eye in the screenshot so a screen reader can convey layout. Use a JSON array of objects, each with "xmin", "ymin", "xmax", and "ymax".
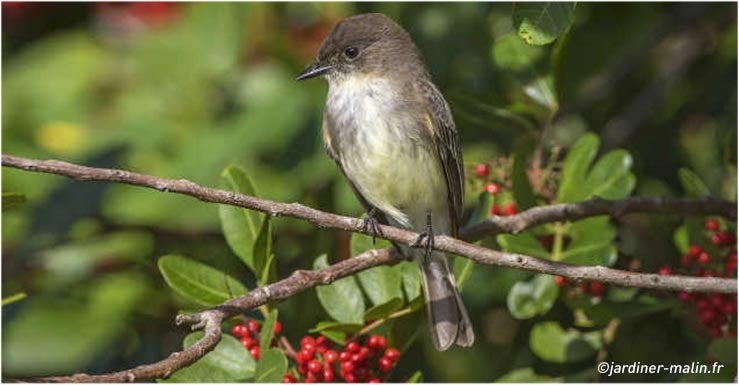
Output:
[{"xmin": 344, "ymin": 46, "xmax": 359, "ymax": 59}]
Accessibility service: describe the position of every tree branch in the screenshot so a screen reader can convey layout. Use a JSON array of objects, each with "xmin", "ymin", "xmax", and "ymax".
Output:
[{"xmin": 3, "ymin": 154, "xmax": 737, "ymax": 382}]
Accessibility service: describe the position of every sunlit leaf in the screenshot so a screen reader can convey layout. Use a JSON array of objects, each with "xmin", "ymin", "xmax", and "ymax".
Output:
[
  {"xmin": 513, "ymin": 2, "xmax": 577, "ymax": 45},
  {"xmin": 158, "ymin": 254, "xmax": 247, "ymax": 306}
]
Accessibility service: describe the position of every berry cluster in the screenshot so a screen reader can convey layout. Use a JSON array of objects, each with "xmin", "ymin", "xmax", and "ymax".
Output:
[
  {"xmin": 660, "ymin": 218, "xmax": 737, "ymax": 338},
  {"xmin": 284, "ymin": 335, "xmax": 400, "ymax": 383},
  {"xmin": 231, "ymin": 318, "xmax": 283, "ymax": 361},
  {"xmin": 473, "ymin": 162, "xmax": 518, "ymax": 217}
]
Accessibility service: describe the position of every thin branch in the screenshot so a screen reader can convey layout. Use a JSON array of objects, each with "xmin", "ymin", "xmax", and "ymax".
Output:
[
  {"xmin": 21, "ymin": 310, "xmax": 224, "ymax": 382},
  {"xmin": 3, "ymin": 154, "xmax": 737, "ymax": 382}
]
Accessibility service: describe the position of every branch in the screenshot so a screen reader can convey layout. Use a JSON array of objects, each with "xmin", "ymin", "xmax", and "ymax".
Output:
[
  {"xmin": 20, "ymin": 310, "xmax": 223, "ymax": 382},
  {"xmin": 3, "ymin": 154, "xmax": 737, "ymax": 382}
]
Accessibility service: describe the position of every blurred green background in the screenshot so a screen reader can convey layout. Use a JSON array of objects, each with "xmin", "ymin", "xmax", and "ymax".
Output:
[{"xmin": 2, "ymin": 2, "xmax": 736, "ymax": 382}]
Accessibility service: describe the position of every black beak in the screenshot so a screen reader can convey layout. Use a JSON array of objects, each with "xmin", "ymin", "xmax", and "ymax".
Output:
[{"xmin": 295, "ymin": 62, "xmax": 332, "ymax": 81}]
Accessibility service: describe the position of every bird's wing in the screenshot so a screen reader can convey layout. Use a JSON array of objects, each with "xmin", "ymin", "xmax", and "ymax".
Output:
[{"xmin": 418, "ymin": 79, "xmax": 465, "ymax": 237}]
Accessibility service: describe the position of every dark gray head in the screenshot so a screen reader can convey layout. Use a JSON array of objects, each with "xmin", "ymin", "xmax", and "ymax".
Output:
[{"xmin": 295, "ymin": 13, "xmax": 425, "ymax": 81}]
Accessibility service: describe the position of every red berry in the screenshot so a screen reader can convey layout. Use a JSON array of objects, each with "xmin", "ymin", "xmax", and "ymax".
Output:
[
  {"xmin": 475, "ymin": 163, "xmax": 490, "ymax": 178},
  {"xmin": 502, "ymin": 203, "xmax": 517, "ymax": 216},
  {"xmin": 368, "ymin": 377, "xmax": 381, "ymax": 383},
  {"xmin": 368, "ymin": 335, "xmax": 387, "ymax": 350},
  {"xmin": 657, "ymin": 266, "xmax": 672, "ymax": 275},
  {"xmin": 708, "ymin": 327, "xmax": 722, "ymax": 338},
  {"xmin": 346, "ymin": 341, "xmax": 360, "ymax": 353},
  {"xmin": 483, "ymin": 183, "xmax": 500, "ymax": 195},
  {"xmin": 324, "ymin": 349, "xmax": 339, "ymax": 363},
  {"xmin": 490, "ymin": 204, "xmax": 501, "ymax": 216},
  {"xmin": 378, "ymin": 357, "xmax": 393, "ymax": 372},
  {"xmin": 698, "ymin": 252, "xmax": 711, "ymax": 265},
  {"xmin": 588, "ymin": 281, "xmax": 605, "ymax": 297},
  {"xmin": 301, "ymin": 336, "xmax": 316, "ymax": 348},
  {"xmin": 341, "ymin": 361, "xmax": 355, "ymax": 373},
  {"xmin": 240, "ymin": 336, "xmax": 256, "ymax": 349},
  {"xmin": 688, "ymin": 245, "xmax": 702, "ymax": 258},
  {"xmin": 554, "ymin": 275, "xmax": 567, "ymax": 287},
  {"xmin": 706, "ymin": 219, "xmax": 720, "ymax": 231},
  {"xmin": 339, "ymin": 351, "xmax": 351, "ymax": 362},
  {"xmin": 678, "ymin": 291, "xmax": 692, "ymax": 302},
  {"xmin": 246, "ymin": 320, "xmax": 260, "ymax": 333},
  {"xmin": 344, "ymin": 373, "xmax": 357, "ymax": 383},
  {"xmin": 315, "ymin": 335, "xmax": 327, "ymax": 346},
  {"xmin": 297, "ymin": 363, "xmax": 307, "ymax": 375},
  {"xmin": 323, "ymin": 368, "xmax": 335, "ymax": 382},
  {"xmin": 231, "ymin": 324, "xmax": 249, "ymax": 338},
  {"xmin": 384, "ymin": 348, "xmax": 400, "ymax": 362},
  {"xmin": 722, "ymin": 299, "xmax": 737, "ymax": 314},
  {"xmin": 273, "ymin": 321, "xmax": 282, "ymax": 335},
  {"xmin": 302, "ymin": 343, "xmax": 316, "ymax": 356},
  {"xmin": 249, "ymin": 346, "xmax": 260, "ymax": 360},
  {"xmin": 297, "ymin": 350, "xmax": 312, "ymax": 364},
  {"xmin": 350, "ymin": 353, "xmax": 363, "ymax": 363},
  {"xmin": 307, "ymin": 359, "xmax": 322, "ymax": 373},
  {"xmin": 681, "ymin": 254, "xmax": 691, "ymax": 267},
  {"xmin": 283, "ymin": 373, "xmax": 297, "ymax": 383}
]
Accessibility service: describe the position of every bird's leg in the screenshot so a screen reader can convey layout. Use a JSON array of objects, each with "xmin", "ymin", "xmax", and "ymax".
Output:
[
  {"xmin": 412, "ymin": 212, "xmax": 435, "ymax": 262},
  {"xmin": 363, "ymin": 207, "xmax": 384, "ymax": 244}
]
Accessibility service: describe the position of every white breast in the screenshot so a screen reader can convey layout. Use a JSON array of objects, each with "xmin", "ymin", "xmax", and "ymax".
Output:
[{"xmin": 325, "ymin": 75, "xmax": 451, "ymax": 233}]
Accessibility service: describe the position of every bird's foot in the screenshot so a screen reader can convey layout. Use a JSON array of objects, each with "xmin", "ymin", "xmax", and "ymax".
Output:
[
  {"xmin": 412, "ymin": 213, "xmax": 435, "ymax": 261},
  {"xmin": 363, "ymin": 207, "xmax": 384, "ymax": 244}
]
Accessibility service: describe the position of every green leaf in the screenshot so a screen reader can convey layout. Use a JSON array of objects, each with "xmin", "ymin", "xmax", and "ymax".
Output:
[
  {"xmin": 496, "ymin": 367, "xmax": 560, "ymax": 382},
  {"xmin": 401, "ymin": 261, "xmax": 422, "ymax": 301},
  {"xmin": 309, "ymin": 321, "xmax": 363, "ymax": 334},
  {"xmin": 407, "ymin": 370, "xmax": 424, "ymax": 383},
  {"xmin": 2, "ymin": 192, "xmax": 26, "ymax": 211},
  {"xmin": 218, "ymin": 165, "xmax": 264, "ymax": 273},
  {"xmin": 314, "ymin": 255, "xmax": 365, "ymax": 324},
  {"xmin": 454, "ymin": 258, "xmax": 475, "ymax": 292},
  {"xmin": 511, "ymin": 135, "xmax": 538, "ymax": 210},
  {"xmin": 356, "ymin": 264, "xmax": 403, "ymax": 307},
  {"xmin": 497, "ymin": 232, "xmax": 550, "ymax": 259},
  {"xmin": 492, "ymin": 33, "xmax": 545, "ymax": 71},
  {"xmin": 364, "ymin": 298, "xmax": 404, "ymax": 321},
  {"xmin": 678, "ymin": 168, "xmax": 712, "ymax": 197},
  {"xmin": 260, "ymin": 309, "xmax": 278, "ymax": 351},
  {"xmin": 507, "ymin": 274, "xmax": 559, "ymax": 319},
  {"xmin": 708, "ymin": 337, "xmax": 737, "ymax": 364},
  {"xmin": 163, "ymin": 332, "xmax": 255, "ymax": 382},
  {"xmin": 513, "ymin": 2, "xmax": 577, "ymax": 45},
  {"xmin": 254, "ymin": 348, "xmax": 287, "ymax": 383},
  {"xmin": 557, "ymin": 133, "xmax": 599, "ymax": 203},
  {"xmin": 2, "ymin": 292, "xmax": 27, "ymax": 307},
  {"xmin": 253, "ymin": 216, "xmax": 274, "ymax": 284},
  {"xmin": 560, "ymin": 217, "xmax": 617, "ymax": 266},
  {"xmin": 673, "ymin": 224, "xmax": 690, "ymax": 255},
  {"xmin": 581, "ymin": 149, "xmax": 635, "ymax": 200},
  {"xmin": 467, "ymin": 191, "xmax": 495, "ymax": 226},
  {"xmin": 157, "ymin": 255, "xmax": 247, "ymax": 306},
  {"xmin": 529, "ymin": 321, "xmax": 601, "ymax": 363}
]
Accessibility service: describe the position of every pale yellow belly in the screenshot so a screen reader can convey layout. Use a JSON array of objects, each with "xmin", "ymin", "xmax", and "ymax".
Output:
[{"xmin": 341, "ymin": 137, "xmax": 451, "ymax": 233}]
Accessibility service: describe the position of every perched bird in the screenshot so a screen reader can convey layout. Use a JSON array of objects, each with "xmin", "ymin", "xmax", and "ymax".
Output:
[{"xmin": 296, "ymin": 13, "xmax": 474, "ymax": 351}]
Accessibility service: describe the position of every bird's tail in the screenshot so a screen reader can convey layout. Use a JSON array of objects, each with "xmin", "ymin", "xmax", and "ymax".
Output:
[{"xmin": 418, "ymin": 250, "xmax": 474, "ymax": 351}]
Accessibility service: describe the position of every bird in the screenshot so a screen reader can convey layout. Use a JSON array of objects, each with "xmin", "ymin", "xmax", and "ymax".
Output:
[{"xmin": 295, "ymin": 13, "xmax": 474, "ymax": 351}]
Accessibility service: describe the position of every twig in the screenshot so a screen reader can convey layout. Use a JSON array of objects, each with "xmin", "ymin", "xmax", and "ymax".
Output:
[
  {"xmin": 3, "ymin": 154, "xmax": 737, "ymax": 382},
  {"xmin": 19, "ymin": 310, "xmax": 224, "ymax": 382}
]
